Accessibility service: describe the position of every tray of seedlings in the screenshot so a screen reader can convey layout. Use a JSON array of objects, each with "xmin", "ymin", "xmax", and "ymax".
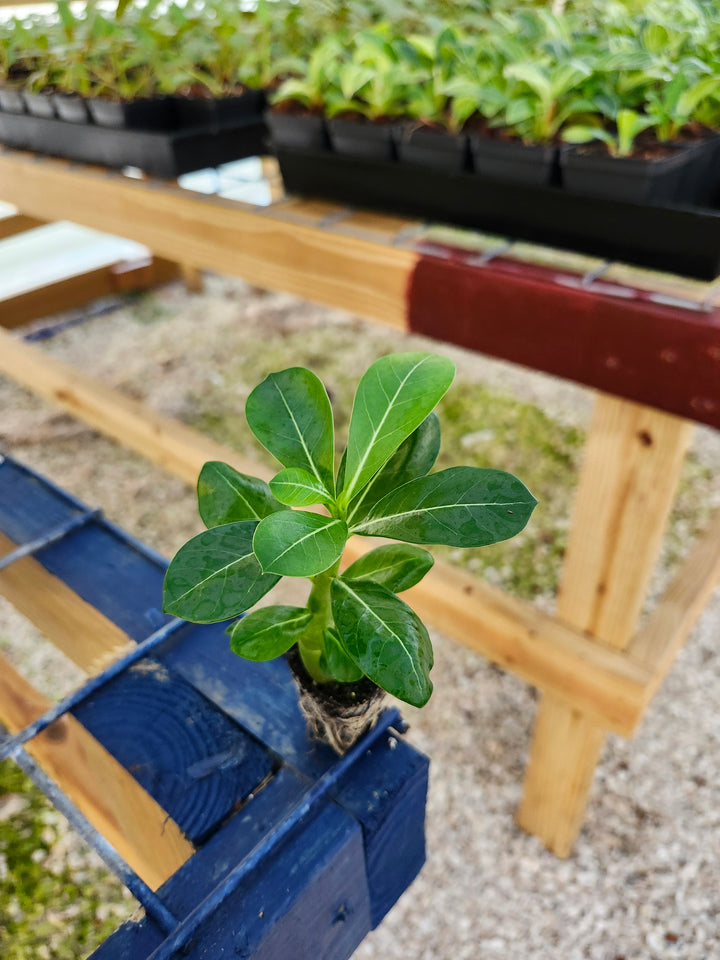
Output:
[
  {"xmin": 265, "ymin": 4, "xmax": 720, "ymax": 279},
  {"xmin": 0, "ymin": 1, "xmax": 272, "ymax": 176}
]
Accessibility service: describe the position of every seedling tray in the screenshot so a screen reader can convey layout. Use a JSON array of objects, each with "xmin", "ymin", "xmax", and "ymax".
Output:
[
  {"xmin": 276, "ymin": 147, "xmax": 720, "ymax": 280},
  {"xmin": 0, "ymin": 111, "xmax": 267, "ymax": 177}
]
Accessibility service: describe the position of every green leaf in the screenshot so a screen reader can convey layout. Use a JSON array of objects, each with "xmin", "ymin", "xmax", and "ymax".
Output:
[
  {"xmin": 198, "ymin": 461, "xmax": 283, "ymax": 527},
  {"xmin": 340, "ymin": 353, "xmax": 455, "ymax": 507},
  {"xmin": 318, "ymin": 628, "xmax": 364, "ymax": 682},
  {"xmin": 347, "ymin": 412, "xmax": 441, "ymax": 523},
  {"xmin": 341, "ymin": 544, "xmax": 433, "ymax": 593},
  {"xmin": 246, "ymin": 367, "xmax": 335, "ymax": 495},
  {"xmin": 163, "ymin": 521, "xmax": 279, "ymax": 622},
  {"xmin": 253, "ymin": 511, "xmax": 348, "ymax": 577},
  {"xmin": 331, "ymin": 579, "xmax": 433, "ymax": 707},
  {"xmin": 269, "ymin": 468, "xmax": 335, "ymax": 509},
  {"xmin": 228, "ymin": 605, "xmax": 312, "ymax": 661},
  {"xmin": 353, "ymin": 466, "xmax": 537, "ymax": 546}
]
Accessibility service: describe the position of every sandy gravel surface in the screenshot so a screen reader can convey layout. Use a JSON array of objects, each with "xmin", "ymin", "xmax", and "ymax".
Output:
[{"xmin": 1, "ymin": 276, "xmax": 719, "ymax": 960}]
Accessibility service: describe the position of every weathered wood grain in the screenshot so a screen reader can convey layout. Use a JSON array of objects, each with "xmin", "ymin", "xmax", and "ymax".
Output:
[{"xmin": 0, "ymin": 655, "xmax": 194, "ymax": 888}]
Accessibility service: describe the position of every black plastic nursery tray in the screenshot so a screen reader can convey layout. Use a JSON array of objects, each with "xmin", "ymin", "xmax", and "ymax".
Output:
[
  {"xmin": 277, "ymin": 147, "xmax": 720, "ymax": 280},
  {"xmin": 0, "ymin": 111, "xmax": 267, "ymax": 177}
]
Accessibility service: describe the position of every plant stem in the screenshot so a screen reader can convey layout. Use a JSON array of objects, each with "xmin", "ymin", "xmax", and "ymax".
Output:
[{"xmin": 298, "ymin": 559, "xmax": 341, "ymax": 683}]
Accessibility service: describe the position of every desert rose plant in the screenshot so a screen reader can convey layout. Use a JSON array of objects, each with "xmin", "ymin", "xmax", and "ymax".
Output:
[{"xmin": 163, "ymin": 353, "xmax": 537, "ymax": 751}]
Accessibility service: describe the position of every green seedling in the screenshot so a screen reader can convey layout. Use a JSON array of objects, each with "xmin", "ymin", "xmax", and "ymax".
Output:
[
  {"xmin": 563, "ymin": 107, "xmax": 656, "ymax": 157},
  {"xmin": 164, "ymin": 353, "xmax": 536, "ymax": 708}
]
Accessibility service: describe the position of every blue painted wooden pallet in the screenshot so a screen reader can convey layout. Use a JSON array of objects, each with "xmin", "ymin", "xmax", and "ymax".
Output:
[{"xmin": 0, "ymin": 454, "xmax": 429, "ymax": 959}]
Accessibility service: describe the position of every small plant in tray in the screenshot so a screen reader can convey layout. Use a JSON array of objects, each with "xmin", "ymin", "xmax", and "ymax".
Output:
[{"xmin": 163, "ymin": 353, "xmax": 537, "ymax": 752}]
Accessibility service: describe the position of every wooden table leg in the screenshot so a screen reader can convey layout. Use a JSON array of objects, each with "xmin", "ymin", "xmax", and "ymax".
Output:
[{"xmin": 517, "ymin": 393, "xmax": 693, "ymax": 856}]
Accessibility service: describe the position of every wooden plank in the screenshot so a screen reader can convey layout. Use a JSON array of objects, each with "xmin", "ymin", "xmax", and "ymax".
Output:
[
  {"xmin": 408, "ymin": 249, "xmax": 720, "ymax": 432},
  {"xmin": 517, "ymin": 394, "xmax": 693, "ymax": 856},
  {"xmin": 0, "ymin": 531, "xmax": 133, "ymax": 673},
  {"xmin": 557, "ymin": 395, "xmax": 693, "ymax": 646},
  {"xmin": 0, "ymin": 257, "xmax": 179, "ymax": 329},
  {"xmin": 629, "ymin": 508, "xmax": 720, "ymax": 687},
  {"xmin": 0, "ymin": 213, "xmax": 45, "ymax": 240},
  {"xmin": 0, "ymin": 332, "xmax": 650, "ymax": 732},
  {"xmin": 387, "ymin": 547, "xmax": 649, "ymax": 735},
  {"xmin": 517, "ymin": 698, "xmax": 605, "ymax": 856},
  {"xmin": 0, "ymin": 655, "xmax": 194, "ymax": 888},
  {"xmin": 0, "ymin": 327, "xmax": 271, "ymax": 486},
  {"xmin": 179, "ymin": 263, "xmax": 203, "ymax": 293},
  {"xmin": 0, "ymin": 152, "xmax": 416, "ymax": 329}
]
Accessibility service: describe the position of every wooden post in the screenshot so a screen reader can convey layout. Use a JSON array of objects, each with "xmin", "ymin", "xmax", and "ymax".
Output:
[
  {"xmin": 179, "ymin": 263, "xmax": 203, "ymax": 293},
  {"xmin": 517, "ymin": 393, "xmax": 693, "ymax": 856}
]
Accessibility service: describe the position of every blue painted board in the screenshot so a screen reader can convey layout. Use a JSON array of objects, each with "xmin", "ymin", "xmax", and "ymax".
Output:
[
  {"xmin": 0, "ymin": 456, "xmax": 85, "ymax": 543},
  {"xmin": 157, "ymin": 624, "xmax": 430, "ymax": 926},
  {"xmin": 73, "ymin": 659, "xmax": 275, "ymax": 845},
  {"xmin": 90, "ymin": 768, "xmax": 372, "ymax": 960}
]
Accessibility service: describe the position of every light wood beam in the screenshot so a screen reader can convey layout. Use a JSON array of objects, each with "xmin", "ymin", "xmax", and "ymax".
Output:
[
  {"xmin": 0, "ymin": 152, "xmax": 415, "ymax": 329},
  {"xmin": 518, "ymin": 395, "xmax": 693, "ymax": 856},
  {"xmin": 629, "ymin": 508, "xmax": 720, "ymax": 687},
  {"xmin": 0, "ymin": 258, "xmax": 178, "ymax": 330},
  {"xmin": 0, "ymin": 531, "xmax": 133, "ymax": 674},
  {"xmin": 0, "ymin": 655, "xmax": 194, "ymax": 888},
  {"xmin": 0, "ymin": 327, "xmax": 269, "ymax": 486},
  {"xmin": 0, "ymin": 213, "xmax": 45, "ymax": 240}
]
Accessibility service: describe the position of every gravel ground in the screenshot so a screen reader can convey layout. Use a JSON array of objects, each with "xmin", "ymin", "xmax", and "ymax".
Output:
[{"xmin": 1, "ymin": 275, "xmax": 719, "ymax": 960}]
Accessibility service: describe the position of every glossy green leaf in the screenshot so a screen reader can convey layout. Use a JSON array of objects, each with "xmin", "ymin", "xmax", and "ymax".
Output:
[
  {"xmin": 228, "ymin": 605, "xmax": 312, "ymax": 661},
  {"xmin": 318, "ymin": 628, "xmax": 364, "ymax": 682},
  {"xmin": 331, "ymin": 578, "xmax": 433, "ymax": 707},
  {"xmin": 353, "ymin": 466, "xmax": 537, "ymax": 546},
  {"xmin": 253, "ymin": 510, "xmax": 348, "ymax": 577},
  {"xmin": 347, "ymin": 412, "xmax": 440, "ymax": 523},
  {"xmin": 340, "ymin": 353, "xmax": 455, "ymax": 507},
  {"xmin": 246, "ymin": 367, "xmax": 335, "ymax": 495},
  {"xmin": 163, "ymin": 521, "xmax": 279, "ymax": 623},
  {"xmin": 198, "ymin": 461, "xmax": 283, "ymax": 528},
  {"xmin": 269, "ymin": 468, "xmax": 335, "ymax": 508},
  {"xmin": 341, "ymin": 544, "xmax": 433, "ymax": 593}
]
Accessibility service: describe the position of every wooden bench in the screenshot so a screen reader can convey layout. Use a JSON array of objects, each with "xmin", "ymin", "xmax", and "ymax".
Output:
[{"xmin": 0, "ymin": 148, "xmax": 719, "ymax": 857}]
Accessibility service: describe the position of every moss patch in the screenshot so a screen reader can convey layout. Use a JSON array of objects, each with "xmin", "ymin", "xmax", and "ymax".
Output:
[{"xmin": 0, "ymin": 760, "xmax": 135, "ymax": 959}]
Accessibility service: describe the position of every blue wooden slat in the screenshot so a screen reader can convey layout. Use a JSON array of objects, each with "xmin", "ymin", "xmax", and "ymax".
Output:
[
  {"xmin": 73, "ymin": 659, "xmax": 275, "ymax": 845},
  {"xmin": 333, "ymin": 736, "xmax": 429, "ymax": 928},
  {"xmin": 37, "ymin": 524, "xmax": 170, "ymax": 640},
  {"xmin": 90, "ymin": 768, "xmax": 372, "ymax": 960},
  {"xmin": 149, "ymin": 623, "xmax": 430, "ymax": 928},
  {"xmin": 0, "ymin": 457, "xmax": 84, "ymax": 543}
]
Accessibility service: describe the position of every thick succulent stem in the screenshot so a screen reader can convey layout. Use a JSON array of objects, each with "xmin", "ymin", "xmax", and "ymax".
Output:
[{"xmin": 297, "ymin": 560, "xmax": 341, "ymax": 683}]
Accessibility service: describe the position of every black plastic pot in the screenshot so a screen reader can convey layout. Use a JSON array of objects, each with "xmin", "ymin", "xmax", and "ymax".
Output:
[
  {"xmin": 266, "ymin": 110, "xmax": 329, "ymax": 152},
  {"xmin": 215, "ymin": 89, "xmax": 266, "ymax": 123},
  {"xmin": 275, "ymin": 145, "xmax": 720, "ymax": 280},
  {"xmin": 470, "ymin": 135, "xmax": 558, "ymax": 186},
  {"xmin": 22, "ymin": 89, "xmax": 56, "ymax": 119},
  {"xmin": 0, "ymin": 109, "xmax": 267, "ymax": 177},
  {"xmin": 327, "ymin": 117, "xmax": 396, "ymax": 162},
  {"xmin": 0, "ymin": 87, "xmax": 26, "ymax": 114},
  {"xmin": 395, "ymin": 123, "xmax": 469, "ymax": 174},
  {"xmin": 173, "ymin": 94, "xmax": 216, "ymax": 129},
  {"xmin": 561, "ymin": 143, "xmax": 693, "ymax": 204},
  {"xmin": 88, "ymin": 96, "xmax": 176, "ymax": 131},
  {"xmin": 676, "ymin": 133, "xmax": 720, "ymax": 207},
  {"xmin": 53, "ymin": 93, "xmax": 89, "ymax": 124}
]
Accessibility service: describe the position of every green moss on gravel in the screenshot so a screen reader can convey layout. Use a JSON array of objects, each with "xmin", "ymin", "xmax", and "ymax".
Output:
[{"xmin": 0, "ymin": 759, "xmax": 135, "ymax": 959}]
